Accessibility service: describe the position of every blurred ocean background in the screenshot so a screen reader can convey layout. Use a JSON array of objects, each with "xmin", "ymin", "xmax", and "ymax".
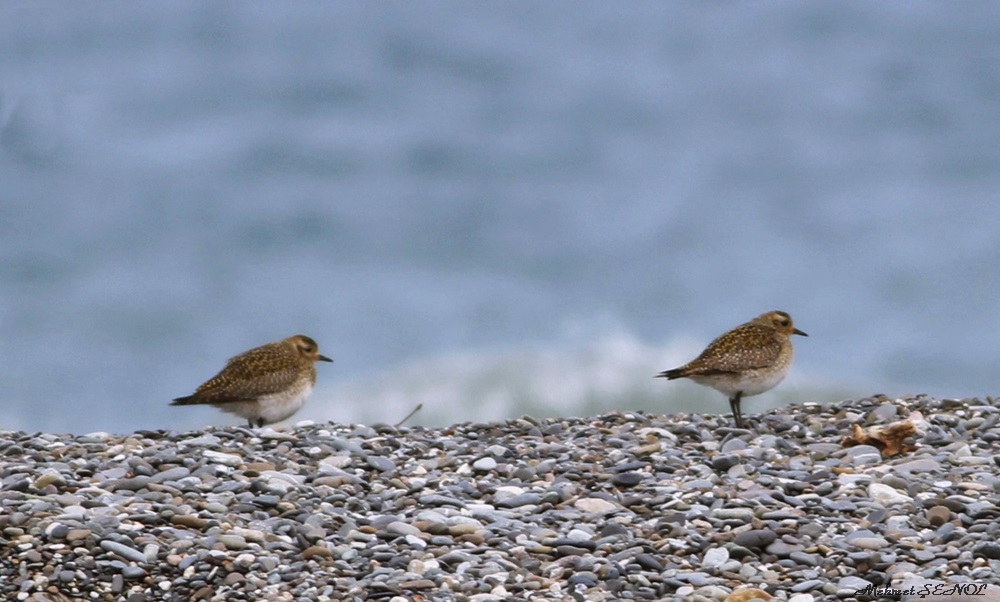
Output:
[{"xmin": 2, "ymin": 2, "xmax": 999, "ymax": 434}]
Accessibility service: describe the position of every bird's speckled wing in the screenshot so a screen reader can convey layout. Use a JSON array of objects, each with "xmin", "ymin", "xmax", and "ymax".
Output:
[
  {"xmin": 192, "ymin": 344, "xmax": 305, "ymax": 404},
  {"xmin": 680, "ymin": 323, "xmax": 783, "ymax": 375}
]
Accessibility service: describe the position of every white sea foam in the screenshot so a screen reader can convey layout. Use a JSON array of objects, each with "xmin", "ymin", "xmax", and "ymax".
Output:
[{"xmin": 308, "ymin": 331, "xmax": 852, "ymax": 427}]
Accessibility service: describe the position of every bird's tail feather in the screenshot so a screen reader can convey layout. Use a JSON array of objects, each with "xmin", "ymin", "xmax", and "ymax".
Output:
[{"xmin": 656, "ymin": 369, "xmax": 685, "ymax": 379}]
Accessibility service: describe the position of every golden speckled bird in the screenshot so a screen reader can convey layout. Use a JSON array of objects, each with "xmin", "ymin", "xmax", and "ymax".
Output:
[
  {"xmin": 656, "ymin": 310, "xmax": 806, "ymax": 429},
  {"xmin": 172, "ymin": 334, "xmax": 333, "ymax": 428}
]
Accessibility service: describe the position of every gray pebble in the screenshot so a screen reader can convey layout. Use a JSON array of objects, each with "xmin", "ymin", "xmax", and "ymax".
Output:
[
  {"xmin": 366, "ymin": 456, "xmax": 396, "ymax": 472},
  {"xmin": 105, "ymin": 476, "xmax": 152, "ymax": 492},
  {"xmin": 252, "ymin": 495, "xmax": 280, "ymax": 508},
  {"xmin": 711, "ymin": 454, "xmax": 741, "ymax": 471},
  {"xmin": 495, "ymin": 493, "xmax": 542, "ymax": 508},
  {"xmin": 473, "ymin": 457, "xmax": 497, "ymax": 472},
  {"xmin": 681, "ymin": 572, "xmax": 712, "ymax": 587},
  {"xmin": 634, "ymin": 553, "xmax": 663, "ymax": 571},
  {"xmin": 720, "ymin": 438, "xmax": 748, "ymax": 453},
  {"xmin": 218, "ymin": 534, "xmax": 249, "ymax": 550},
  {"xmin": 974, "ymin": 543, "xmax": 1000, "ymax": 560},
  {"xmin": 734, "ymin": 529, "xmax": 777, "ymax": 549},
  {"xmin": 386, "ymin": 521, "xmax": 421, "ymax": 536},
  {"xmin": 712, "ymin": 507, "xmax": 754, "ymax": 522},
  {"xmin": 100, "ymin": 540, "xmax": 148, "ymax": 564},
  {"xmin": 121, "ymin": 566, "xmax": 147, "ymax": 580},
  {"xmin": 791, "ymin": 578, "xmax": 824, "ymax": 592},
  {"xmin": 611, "ymin": 472, "xmax": 644, "ymax": 487},
  {"xmin": 150, "ymin": 466, "xmax": 191, "ymax": 483},
  {"xmin": 766, "ymin": 540, "xmax": 802, "ymax": 557}
]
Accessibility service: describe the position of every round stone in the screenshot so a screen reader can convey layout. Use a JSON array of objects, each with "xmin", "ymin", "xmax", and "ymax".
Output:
[
  {"xmin": 926, "ymin": 505, "xmax": 951, "ymax": 527},
  {"xmin": 734, "ymin": 530, "xmax": 777, "ymax": 549},
  {"xmin": 702, "ymin": 547, "xmax": 729, "ymax": 569},
  {"xmin": 472, "ymin": 457, "xmax": 497, "ymax": 472}
]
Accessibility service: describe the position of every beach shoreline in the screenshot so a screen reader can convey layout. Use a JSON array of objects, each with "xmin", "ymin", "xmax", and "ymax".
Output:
[{"xmin": 2, "ymin": 395, "xmax": 999, "ymax": 601}]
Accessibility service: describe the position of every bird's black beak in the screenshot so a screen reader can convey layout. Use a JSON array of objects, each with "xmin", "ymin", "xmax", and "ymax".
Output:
[
  {"xmin": 793, "ymin": 328, "xmax": 808, "ymax": 337},
  {"xmin": 319, "ymin": 355, "xmax": 334, "ymax": 362}
]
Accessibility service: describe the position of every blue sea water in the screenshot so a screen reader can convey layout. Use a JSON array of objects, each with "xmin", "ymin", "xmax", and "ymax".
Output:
[{"xmin": 2, "ymin": 2, "xmax": 1000, "ymax": 434}]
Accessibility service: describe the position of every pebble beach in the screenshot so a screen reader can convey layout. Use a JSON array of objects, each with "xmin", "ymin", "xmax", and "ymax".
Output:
[{"xmin": 3, "ymin": 395, "xmax": 1000, "ymax": 602}]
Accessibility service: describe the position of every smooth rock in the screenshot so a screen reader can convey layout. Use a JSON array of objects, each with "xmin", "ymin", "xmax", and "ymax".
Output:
[
  {"xmin": 869, "ymin": 482, "xmax": 913, "ymax": 505},
  {"xmin": 927, "ymin": 505, "xmax": 952, "ymax": 527},
  {"xmin": 573, "ymin": 498, "xmax": 619, "ymax": 515},
  {"xmin": 99, "ymin": 540, "xmax": 148, "ymax": 564},
  {"xmin": 472, "ymin": 457, "xmax": 497, "ymax": 472},
  {"xmin": 702, "ymin": 547, "xmax": 729, "ymax": 569},
  {"xmin": 734, "ymin": 530, "xmax": 777, "ymax": 549}
]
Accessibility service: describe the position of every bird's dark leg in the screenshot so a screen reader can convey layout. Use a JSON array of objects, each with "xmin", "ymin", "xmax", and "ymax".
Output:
[
  {"xmin": 730, "ymin": 391, "xmax": 744, "ymax": 429},
  {"xmin": 247, "ymin": 418, "xmax": 255, "ymax": 428}
]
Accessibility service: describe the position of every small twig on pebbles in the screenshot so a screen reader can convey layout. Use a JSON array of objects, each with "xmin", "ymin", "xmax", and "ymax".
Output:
[{"xmin": 394, "ymin": 403, "xmax": 424, "ymax": 428}]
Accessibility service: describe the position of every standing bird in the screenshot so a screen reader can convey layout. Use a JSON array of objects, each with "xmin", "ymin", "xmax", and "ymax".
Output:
[
  {"xmin": 172, "ymin": 334, "xmax": 333, "ymax": 428},
  {"xmin": 656, "ymin": 311, "xmax": 806, "ymax": 429}
]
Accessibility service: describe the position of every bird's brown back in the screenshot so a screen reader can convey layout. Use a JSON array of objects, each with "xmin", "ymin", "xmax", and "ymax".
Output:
[
  {"xmin": 670, "ymin": 322, "xmax": 785, "ymax": 377},
  {"xmin": 191, "ymin": 342, "xmax": 315, "ymax": 404}
]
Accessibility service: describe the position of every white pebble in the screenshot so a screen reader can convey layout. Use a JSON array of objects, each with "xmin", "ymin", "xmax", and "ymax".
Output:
[
  {"xmin": 702, "ymin": 547, "xmax": 729, "ymax": 569},
  {"xmin": 493, "ymin": 485, "xmax": 525, "ymax": 501},
  {"xmin": 869, "ymin": 482, "xmax": 913, "ymax": 505},
  {"xmin": 202, "ymin": 450, "xmax": 243, "ymax": 467},
  {"xmin": 473, "ymin": 457, "xmax": 498, "ymax": 472},
  {"xmin": 573, "ymin": 497, "xmax": 619, "ymax": 515}
]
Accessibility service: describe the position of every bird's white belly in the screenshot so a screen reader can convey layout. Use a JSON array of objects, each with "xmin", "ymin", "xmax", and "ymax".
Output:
[
  {"xmin": 257, "ymin": 382, "xmax": 313, "ymax": 424},
  {"xmin": 217, "ymin": 382, "xmax": 312, "ymax": 425},
  {"xmin": 692, "ymin": 363, "xmax": 791, "ymax": 398}
]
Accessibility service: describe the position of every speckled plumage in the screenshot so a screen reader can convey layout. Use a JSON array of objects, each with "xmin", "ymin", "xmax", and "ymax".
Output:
[
  {"xmin": 172, "ymin": 334, "xmax": 333, "ymax": 428},
  {"xmin": 657, "ymin": 311, "xmax": 806, "ymax": 429}
]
